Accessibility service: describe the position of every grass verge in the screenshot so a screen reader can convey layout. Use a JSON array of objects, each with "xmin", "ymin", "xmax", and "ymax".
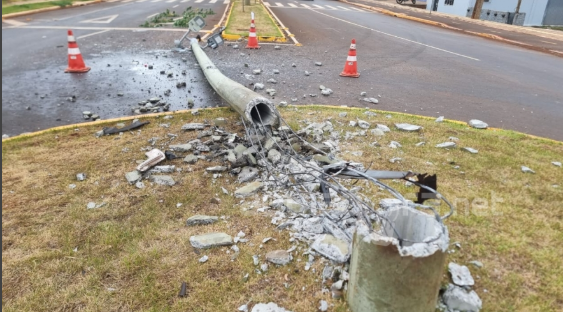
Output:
[
  {"xmin": 224, "ymin": 0, "xmax": 283, "ymax": 38},
  {"xmin": 2, "ymin": 106, "xmax": 562, "ymax": 311},
  {"xmin": 1, "ymin": 0, "xmax": 88, "ymax": 15}
]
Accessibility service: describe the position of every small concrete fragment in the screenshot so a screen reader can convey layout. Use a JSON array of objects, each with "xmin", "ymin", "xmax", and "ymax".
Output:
[
  {"xmin": 125, "ymin": 171, "xmax": 142, "ymax": 184},
  {"xmin": 169, "ymin": 144, "xmax": 193, "ymax": 152},
  {"xmin": 442, "ymin": 284, "xmax": 482, "ymax": 312},
  {"xmin": 238, "ymin": 166, "xmax": 259, "ymax": 183},
  {"xmin": 521, "ymin": 166, "xmax": 535, "ymax": 174},
  {"xmin": 469, "ymin": 260, "xmax": 483, "ymax": 268},
  {"xmin": 448, "ymin": 262, "xmax": 475, "ymax": 287},
  {"xmin": 268, "ymin": 149, "xmax": 282, "ymax": 165},
  {"xmin": 363, "ymin": 98, "xmax": 379, "ymax": 104},
  {"xmin": 357, "ymin": 120, "xmax": 370, "ymax": 129},
  {"xmin": 183, "ymin": 154, "xmax": 198, "ymax": 164},
  {"xmin": 186, "ymin": 215, "xmax": 219, "ymax": 226},
  {"xmin": 190, "ymin": 233, "xmax": 233, "ymax": 249},
  {"xmin": 370, "ymin": 128, "xmax": 385, "ymax": 136},
  {"xmin": 76, "ymin": 173, "xmax": 86, "ymax": 181},
  {"xmin": 199, "ymin": 255, "xmax": 209, "ymax": 263},
  {"xmin": 319, "ymin": 300, "xmax": 328, "ymax": 312},
  {"xmin": 552, "ymin": 161, "xmax": 562, "ymax": 167},
  {"xmin": 395, "ymin": 123, "xmax": 422, "ymax": 132},
  {"xmin": 283, "ymin": 199, "xmax": 303, "ymax": 213},
  {"xmin": 435, "ymin": 116, "xmax": 444, "ymax": 123},
  {"xmin": 266, "ymin": 250, "xmax": 292, "ymax": 265},
  {"xmin": 251, "ymin": 302, "xmax": 293, "ymax": 312},
  {"xmin": 181, "ymin": 123, "xmax": 205, "ymax": 131},
  {"xmin": 463, "ymin": 147, "xmax": 479, "ymax": 154},
  {"xmin": 468, "ymin": 119, "xmax": 488, "ymax": 129},
  {"xmin": 376, "ymin": 124, "xmax": 390, "ymax": 132},
  {"xmin": 206, "ymin": 166, "xmax": 227, "ymax": 173},
  {"xmin": 150, "ymin": 175, "xmax": 176, "ymax": 186},
  {"xmin": 436, "ymin": 142, "xmax": 456, "ymax": 148},
  {"xmin": 235, "ymin": 182, "xmax": 264, "ymax": 197},
  {"xmin": 311, "ymin": 234, "xmax": 350, "ymax": 263}
]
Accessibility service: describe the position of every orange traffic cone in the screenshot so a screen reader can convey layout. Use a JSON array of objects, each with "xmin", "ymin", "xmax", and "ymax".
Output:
[
  {"xmin": 246, "ymin": 19, "xmax": 260, "ymax": 49},
  {"xmin": 65, "ymin": 30, "xmax": 91, "ymax": 73},
  {"xmin": 340, "ymin": 39, "xmax": 359, "ymax": 78}
]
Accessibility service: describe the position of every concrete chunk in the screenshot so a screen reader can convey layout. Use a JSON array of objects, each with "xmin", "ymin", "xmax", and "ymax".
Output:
[
  {"xmin": 235, "ymin": 182, "xmax": 264, "ymax": 197},
  {"xmin": 448, "ymin": 262, "xmax": 475, "ymax": 287},
  {"xmin": 468, "ymin": 119, "xmax": 488, "ymax": 129},
  {"xmin": 169, "ymin": 144, "xmax": 193, "ymax": 152},
  {"xmin": 251, "ymin": 302, "xmax": 292, "ymax": 312},
  {"xmin": 266, "ymin": 250, "xmax": 292, "ymax": 265},
  {"xmin": 186, "ymin": 215, "xmax": 219, "ymax": 226},
  {"xmin": 149, "ymin": 175, "xmax": 175, "ymax": 186},
  {"xmin": 190, "ymin": 232, "xmax": 233, "ymax": 249},
  {"xmin": 442, "ymin": 284, "xmax": 482, "ymax": 312},
  {"xmin": 311, "ymin": 234, "xmax": 350, "ymax": 263},
  {"xmin": 181, "ymin": 123, "xmax": 205, "ymax": 131},
  {"xmin": 183, "ymin": 154, "xmax": 198, "ymax": 164},
  {"xmin": 395, "ymin": 123, "xmax": 422, "ymax": 132},
  {"xmin": 125, "ymin": 171, "xmax": 142, "ymax": 184}
]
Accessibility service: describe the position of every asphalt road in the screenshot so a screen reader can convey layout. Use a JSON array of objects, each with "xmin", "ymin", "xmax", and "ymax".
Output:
[{"xmin": 2, "ymin": 0, "xmax": 563, "ymax": 140}]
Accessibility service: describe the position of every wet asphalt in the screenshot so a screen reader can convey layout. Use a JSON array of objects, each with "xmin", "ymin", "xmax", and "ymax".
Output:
[{"xmin": 2, "ymin": 0, "xmax": 563, "ymax": 140}]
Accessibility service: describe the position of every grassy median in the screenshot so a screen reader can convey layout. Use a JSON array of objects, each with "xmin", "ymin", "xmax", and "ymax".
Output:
[
  {"xmin": 2, "ymin": 0, "xmax": 90, "ymax": 15},
  {"xmin": 223, "ymin": 0, "xmax": 283, "ymax": 38},
  {"xmin": 2, "ymin": 106, "xmax": 562, "ymax": 311}
]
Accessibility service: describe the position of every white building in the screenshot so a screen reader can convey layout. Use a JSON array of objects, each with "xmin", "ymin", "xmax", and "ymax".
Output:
[{"xmin": 426, "ymin": 0, "xmax": 562, "ymax": 26}]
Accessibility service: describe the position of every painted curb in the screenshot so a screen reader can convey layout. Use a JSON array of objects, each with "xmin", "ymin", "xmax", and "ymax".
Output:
[
  {"xmin": 3, "ymin": 106, "xmax": 560, "ymax": 145},
  {"xmin": 2, "ymin": 0, "xmax": 102, "ymax": 19},
  {"xmin": 221, "ymin": 0, "xmax": 286, "ymax": 43}
]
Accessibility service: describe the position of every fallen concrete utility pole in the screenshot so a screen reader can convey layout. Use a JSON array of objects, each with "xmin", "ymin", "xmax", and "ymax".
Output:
[
  {"xmin": 348, "ymin": 205, "xmax": 449, "ymax": 312},
  {"xmin": 189, "ymin": 38, "xmax": 280, "ymax": 127}
]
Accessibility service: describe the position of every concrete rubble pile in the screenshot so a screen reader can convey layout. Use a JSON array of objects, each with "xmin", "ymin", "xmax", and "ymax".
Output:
[{"xmin": 120, "ymin": 114, "xmax": 481, "ymax": 311}]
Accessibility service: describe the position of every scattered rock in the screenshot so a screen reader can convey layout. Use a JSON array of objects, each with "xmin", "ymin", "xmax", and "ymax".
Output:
[
  {"xmin": 125, "ymin": 171, "xmax": 142, "ymax": 184},
  {"xmin": 268, "ymin": 149, "xmax": 282, "ymax": 165},
  {"xmin": 267, "ymin": 78, "xmax": 277, "ymax": 84},
  {"xmin": 463, "ymin": 147, "xmax": 479, "ymax": 154},
  {"xmin": 76, "ymin": 173, "xmax": 87, "ymax": 181},
  {"xmin": 186, "ymin": 215, "xmax": 219, "ymax": 226},
  {"xmin": 253, "ymin": 69, "xmax": 261, "ymax": 75},
  {"xmin": 552, "ymin": 161, "xmax": 562, "ymax": 167},
  {"xmin": 183, "ymin": 154, "xmax": 198, "ymax": 164},
  {"xmin": 199, "ymin": 255, "xmax": 209, "ymax": 263},
  {"xmin": 469, "ymin": 260, "xmax": 483, "ymax": 268},
  {"xmin": 273, "ymin": 69, "xmax": 280, "ymax": 74},
  {"xmin": 190, "ymin": 233, "xmax": 233, "ymax": 249},
  {"xmin": 266, "ymin": 89, "xmax": 276, "ymax": 96},
  {"xmin": 321, "ymin": 88, "xmax": 333, "ymax": 96},
  {"xmin": 435, "ymin": 116, "xmax": 444, "ymax": 123},
  {"xmin": 266, "ymin": 250, "xmax": 292, "ymax": 265},
  {"xmin": 2, "ymin": 134, "xmax": 9, "ymax": 139},
  {"xmin": 436, "ymin": 142, "xmax": 456, "ymax": 148},
  {"xmin": 274, "ymin": 45, "xmax": 281, "ymax": 50},
  {"xmin": 360, "ymin": 92, "xmax": 367, "ymax": 96},
  {"xmin": 349, "ymin": 121, "xmax": 357, "ymax": 127},
  {"xmin": 395, "ymin": 123, "xmax": 422, "ymax": 132},
  {"xmin": 363, "ymin": 98, "xmax": 379, "ymax": 104},
  {"xmin": 442, "ymin": 284, "xmax": 482, "ymax": 312},
  {"xmin": 235, "ymin": 182, "xmax": 264, "ymax": 197},
  {"xmin": 370, "ymin": 128, "xmax": 385, "ymax": 136},
  {"xmin": 206, "ymin": 166, "xmax": 227, "ymax": 173},
  {"xmin": 181, "ymin": 123, "xmax": 205, "ymax": 131},
  {"xmin": 389, "ymin": 141, "xmax": 402, "ymax": 149},
  {"xmin": 311, "ymin": 234, "xmax": 350, "ymax": 263},
  {"xmin": 87, "ymin": 202, "xmax": 96, "ymax": 209},
  {"xmin": 304, "ymin": 71, "xmax": 310, "ymax": 76},
  {"xmin": 357, "ymin": 120, "xmax": 370, "ymax": 129},
  {"xmin": 319, "ymin": 300, "xmax": 328, "ymax": 312},
  {"xmin": 169, "ymin": 144, "xmax": 193, "ymax": 152},
  {"xmin": 68, "ymin": 184, "xmax": 76, "ymax": 189},
  {"xmin": 150, "ymin": 175, "xmax": 176, "ymax": 186},
  {"xmin": 339, "ymin": 112, "xmax": 347, "ymax": 118},
  {"xmin": 251, "ymin": 302, "xmax": 292, "ymax": 312},
  {"xmin": 278, "ymin": 101, "xmax": 288, "ymax": 107},
  {"xmin": 315, "ymin": 62, "xmax": 322, "ymax": 66},
  {"xmin": 254, "ymin": 83, "xmax": 265, "ymax": 90},
  {"xmin": 521, "ymin": 166, "xmax": 535, "ymax": 174},
  {"xmin": 448, "ymin": 262, "xmax": 475, "ymax": 287},
  {"xmin": 468, "ymin": 119, "xmax": 488, "ymax": 129},
  {"xmin": 376, "ymin": 124, "xmax": 390, "ymax": 132},
  {"xmin": 135, "ymin": 181, "xmax": 145, "ymax": 189}
]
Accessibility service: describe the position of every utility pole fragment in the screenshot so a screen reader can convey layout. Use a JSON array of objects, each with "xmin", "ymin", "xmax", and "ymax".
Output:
[{"xmin": 472, "ymin": 0, "xmax": 485, "ymax": 19}]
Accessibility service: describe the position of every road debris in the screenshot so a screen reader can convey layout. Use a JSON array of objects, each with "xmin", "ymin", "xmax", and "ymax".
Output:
[
  {"xmin": 468, "ymin": 119, "xmax": 488, "ymax": 129},
  {"xmin": 521, "ymin": 166, "xmax": 535, "ymax": 174}
]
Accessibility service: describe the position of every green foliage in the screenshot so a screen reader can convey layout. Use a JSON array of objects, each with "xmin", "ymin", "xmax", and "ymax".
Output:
[{"xmin": 174, "ymin": 7, "xmax": 215, "ymax": 28}]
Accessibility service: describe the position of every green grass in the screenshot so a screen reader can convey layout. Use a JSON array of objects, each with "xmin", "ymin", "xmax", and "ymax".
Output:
[
  {"xmin": 2, "ymin": 106, "xmax": 563, "ymax": 311},
  {"xmin": 2, "ymin": 0, "xmax": 70, "ymax": 14},
  {"xmin": 224, "ymin": 0, "xmax": 283, "ymax": 38}
]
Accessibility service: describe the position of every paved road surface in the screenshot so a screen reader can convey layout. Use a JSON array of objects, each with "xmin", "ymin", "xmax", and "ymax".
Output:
[{"xmin": 2, "ymin": 0, "xmax": 562, "ymax": 140}]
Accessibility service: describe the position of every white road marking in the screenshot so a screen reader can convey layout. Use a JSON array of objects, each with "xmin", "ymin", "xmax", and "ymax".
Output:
[
  {"xmin": 147, "ymin": 12, "xmax": 159, "ymax": 18},
  {"xmin": 166, "ymin": 0, "xmax": 177, "ymax": 3},
  {"xmin": 313, "ymin": 4, "xmax": 323, "ymax": 9},
  {"xmin": 310, "ymin": 9, "xmax": 479, "ymax": 61},
  {"xmin": 288, "ymin": 3, "xmax": 297, "ymax": 7},
  {"xmin": 350, "ymin": 7, "xmax": 365, "ymax": 12},
  {"xmin": 57, "ymin": 2, "xmax": 131, "ymax": 21},
  {"xmin": 195, "ymin": 0, "xmax": 204, "ymax": 3},
  {"xmin": 223, "ymin": 0, "xmax": 229, "ymax": 3},
  {"xmin": 181, "ymin": 0, "xmax": 190, "ymax": 2},
  {"xmin": 275, "ymin": 2, "xmax": 284, "ymax": 7},
  {"xmin": 137, "ymin": 0, "xmax": 148, "ymax": 2},
  {"xmin": 80, "ymin": 14, "xmax": 119, "ymax": 24},
  {"xmin": 173, "ymin": 4, "xmax": 179, "ymax": 7},
  {"xmin": 300, "ymin": 4, "xmax": 310, "ymax": 8},
  {"xmin": 19, "ymin": 25, "xmax": 194, "ymax": 32},
  {"xmin": 264, "ymin": 1, "xmax": 271, "ymax": 6},
  {"xmin": 541, "ymin": 40, "xmax": 557, "ymax": 45},
  {"xmin": 121, "ymin": 0, "xmax": 134, "ymax": 2},
  {"xmin": 210, "ymin": 0, "xmax": 217, "ymax": 3},
  {"xmin": 77, "ymin": 29, "xmax": 111, "ymax": 39},
  {"xmin": 325, "ymin": 5, "xmax": 338, "ymax": 10},
  {"xmin": 336, "ymin": 6, "xmax": 351, "ymax": 11}
]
